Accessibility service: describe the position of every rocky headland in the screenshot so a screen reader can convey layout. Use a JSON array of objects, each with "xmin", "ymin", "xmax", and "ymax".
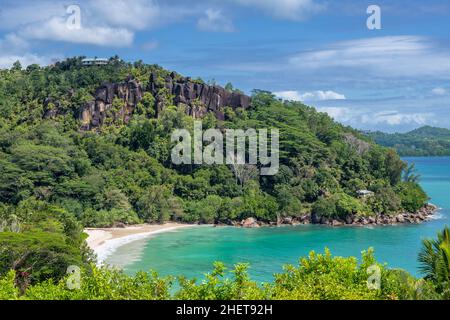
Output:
[{"xmin": 225, "ymin": 203, "xmax": 438, "ymax": 228}]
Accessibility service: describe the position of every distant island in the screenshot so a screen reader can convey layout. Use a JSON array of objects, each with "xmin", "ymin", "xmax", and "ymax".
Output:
[{"xmin": 366, "ymin": 126, "xmax": 450, "ymax": 157}]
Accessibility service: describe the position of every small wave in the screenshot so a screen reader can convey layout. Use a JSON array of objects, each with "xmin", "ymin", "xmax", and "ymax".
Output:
[
  {"xmin": 429, "ymin": 210, "xmax": 445, "ymax": 220},
  {"xmin": 94, "ymin": 227, "xmax": 184, "ymax": 265}
]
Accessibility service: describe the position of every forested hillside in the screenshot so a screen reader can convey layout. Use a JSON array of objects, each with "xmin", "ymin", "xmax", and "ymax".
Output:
[
  {"xmin": 367, "ymin": 126, "xmax": 450, "ymax": 156},
  {"xmin": 0, "ymin": 57, "xmax": 429, "ymax": 288}
]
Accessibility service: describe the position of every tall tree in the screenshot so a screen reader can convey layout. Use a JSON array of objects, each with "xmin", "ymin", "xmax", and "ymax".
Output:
[{"xmin": 418, "ymin": 227, "xmax": 450, "ymax": 295}]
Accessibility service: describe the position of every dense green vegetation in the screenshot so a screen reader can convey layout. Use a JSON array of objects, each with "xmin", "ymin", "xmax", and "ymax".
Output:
[
  {"xmin": 0, "ymin": 57, "xmax": 431, "ymax": 296},
  {"xmin": 367, "ymin": 126, "xmax": 450, "ymax": 156}
]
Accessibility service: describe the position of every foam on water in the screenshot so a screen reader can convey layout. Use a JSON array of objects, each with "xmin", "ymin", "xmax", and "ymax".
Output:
[
  {"xmin": 95, "ymin": 227, "xmax": 187, "ymax": 264},
  {"xmin": 429, "ymin": 210, "xmax": 445, "ymax": 220}
]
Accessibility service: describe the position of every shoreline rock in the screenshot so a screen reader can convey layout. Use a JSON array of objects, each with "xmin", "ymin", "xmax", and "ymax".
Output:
[{"xmin": 226, "ymin": 203, "xmax": 439, "ymax": 228}]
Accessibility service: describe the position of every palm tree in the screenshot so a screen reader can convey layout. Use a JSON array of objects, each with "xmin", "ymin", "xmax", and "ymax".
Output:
[
  {"xmin": 418, "ymin": 226, "xmax": 450, "ymax": 292},
  {"xmin": 403, "ymin": 162, "xmax": 421, "ymax": 183}
]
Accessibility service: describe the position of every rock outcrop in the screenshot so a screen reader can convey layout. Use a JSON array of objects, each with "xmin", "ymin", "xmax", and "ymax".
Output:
[
  {"xmin": 224, "ymin": 203, "xmax": 438, "ymax": 228},
  {"xmin": 80, "ymin": 77, "xmax": 143, "ymax": 130},
  {"xmin": 78, "ymin": 73, "xmax": 251, "ymax": 130},
  {"xmin": 43, "ymin": 97, "xmax": 63, "ymax": 119},
  {"xmin": 240, "ymin": 217, "xmax": 260, "ymax": 228},
  {"xmin": 148, "ymin": 72, "xmax": 251, "ymax": 120}
]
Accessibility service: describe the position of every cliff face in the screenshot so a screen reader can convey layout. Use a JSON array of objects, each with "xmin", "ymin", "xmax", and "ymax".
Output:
[
  {"xmin": 148, "ymin": 72, "xmax": 251, "ymax": 120},
  {"xmin": 79, "ymin": 73, "xmax": 251, "ymax": 130},
  {"xmin": 80, "ymin": 78, "xmax": 143, "ymax": 130}
]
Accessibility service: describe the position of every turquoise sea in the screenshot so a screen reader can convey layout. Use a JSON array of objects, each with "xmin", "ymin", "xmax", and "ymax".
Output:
[{"xmin": 105, "ymin": 157, "xmax": 450, "ymax": 281}]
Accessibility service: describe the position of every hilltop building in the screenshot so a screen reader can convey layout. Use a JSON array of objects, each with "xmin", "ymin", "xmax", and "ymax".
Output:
[
  {"xmin": 82, "ymin": 58, "xmax": 109, "ymax": 66},
  {"xmin": 357, "ymin": 190, "xmax": 374, "ymax": 198}
]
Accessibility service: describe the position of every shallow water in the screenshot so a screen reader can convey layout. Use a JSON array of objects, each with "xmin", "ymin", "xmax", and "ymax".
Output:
[{"xmin": 105, "ymin": 157, "xmax": 450, "ymax": 281}]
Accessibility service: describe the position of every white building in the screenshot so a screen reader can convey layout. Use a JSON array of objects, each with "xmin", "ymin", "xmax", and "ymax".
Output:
[
  {"xmin": 82, "ymin": 58, "xmax": 109, "ymax": 66},
  {"xmin": 356, "ymin": 190, "xmax": 374, "ymax": 198}
]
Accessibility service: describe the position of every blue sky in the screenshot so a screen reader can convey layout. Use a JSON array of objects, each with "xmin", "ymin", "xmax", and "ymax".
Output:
[{"xmin": 1, "ymin": 0, "xmax": 450, "ymax": 132}]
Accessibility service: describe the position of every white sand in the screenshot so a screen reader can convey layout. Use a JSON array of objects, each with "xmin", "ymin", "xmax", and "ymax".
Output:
[{"xmin": 84, "ymin": 223, "xmax": 193, "ymax": 264}]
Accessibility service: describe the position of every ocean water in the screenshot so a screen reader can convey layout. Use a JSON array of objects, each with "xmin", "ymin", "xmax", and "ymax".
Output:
[{"xmin": 105, "ymin": 157, "xmax": 450, "ymax": 281}]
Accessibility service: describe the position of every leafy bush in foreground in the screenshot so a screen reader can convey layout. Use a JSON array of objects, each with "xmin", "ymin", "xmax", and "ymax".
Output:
[
  {"xmin": 0, "ymin": 249, "xmax": 445, "ymax": 300},
  {"xmin": 419, "ymin": 226, "xmax": 450, "ymax": 298}
]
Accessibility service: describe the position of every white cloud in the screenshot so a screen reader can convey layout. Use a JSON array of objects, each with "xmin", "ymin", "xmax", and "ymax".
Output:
[
  {"xmin": 0, "ymin": 34, "xmax": 29, "ymax": 53},
  {"xmin": 360, "ymin": 111, "xmax": 432, "ymax": 126},
  {"xmin": 274, "ymin": 90, "xmax": 303, "ymax": 101},
  {"xmin": 0, "ymin": 54, "xmax": 51, "ymax": 69},
  {"xmin": 87, "ymin": 0, "xmax": 160, "ymax": 30},
  {"xmin": 19, "ymin": 17, "xmax": 134, "ymax": 47},
  {"xmin": 275, "ymin": 90, "xmax": 346, "ymax": 101},
  {"xmin": 0, "ymin": 0, "xmax": 155, "ymax": 47},
  {"xmin": 301, "ymin": 90, "xmax": 346, "ymax": 101},
  {"xmin": 231, "ymin": 0, "xmax": 324, "ymax": 20},
  {"xmin": 0, "ymin": 1, "xmax": 140, "ymax": 67},
  {"xmin": 289, "ymin": 36, "xmax": 450, "ymax": 78},
  {"xmin": 0, "ymin": 28, "xmax": 53, "ymax": 69},
  {"xmin": 315, "ymin": 106, "xmax": 435, "ymax": 130},
  {"xmin": 197, "ymin": 9, "xmax": 234, "ymax": 32},
  {"xmin": 0, "ymin": 0, "xmax": 161, "ymax": 31},
  {"xmin": 0, "ymin": 1, "xmax": 63, "ymax": 30},
  {"xmin": 0, "ymin": 0, "xmax": 324, "ymax": 49},
  {"xmin": 317, "ymin": 107, "xmax": 352, "ymax": 122},
  {"xmin": 330, "ymin": 108, "xmax": 432, "ymax": 127},
  {"xmin": 431, "ymin": 87, "xmax": 447, "ymax": 95}
]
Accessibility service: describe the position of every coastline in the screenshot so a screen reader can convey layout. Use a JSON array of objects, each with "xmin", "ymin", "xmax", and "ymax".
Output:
[
  {"xmin": 224, "ymin": 203, "xmax": 440, "ymax": 228},
  {"xmin": 85, "ymin": 223, "xmax": 197, "ymax": 263},
  {"xmin": 84, "ymin": 204, "xmax": 440, "ymax": 263}
]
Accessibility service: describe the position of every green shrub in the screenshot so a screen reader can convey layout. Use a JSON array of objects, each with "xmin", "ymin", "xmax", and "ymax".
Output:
[
  {"xmin": 312, "ymin": 193, "xmax": 365, "ymax": 219},
  {"xmin": 80, "ymin": 208, "xmax": 140, "ymax": 228},
  {"xmin": 185, "ymin": 195, "xmax": 223, "ymax": 224},
  {"xmin": 368, "ymin": 187, "xmax": 401, "ymax": 214},
  {"xmin": 396, "ymin": 182, "xmax": 428, "ymax": 212},
  {"xmin": 312, "ymin": 197, "xmax": 337, "ymax": 219},
  {"xmin": 334, "ymin": 193, "xmax": 366, "ymax": 218}
]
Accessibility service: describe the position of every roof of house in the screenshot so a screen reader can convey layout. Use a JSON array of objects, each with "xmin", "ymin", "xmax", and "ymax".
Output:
[
  {"xmin": 356, "ymin": 189, "xmax": 374, "ymax": 195},
  {"xmin": 82, "ymin": 58, "xmax": 108, "ymax": 62}
]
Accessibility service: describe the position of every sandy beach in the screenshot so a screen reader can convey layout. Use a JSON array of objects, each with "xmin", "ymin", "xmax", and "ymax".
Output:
[{"xmin": 84, "ymin": 223, "xmax": 194, "ymax": 263}]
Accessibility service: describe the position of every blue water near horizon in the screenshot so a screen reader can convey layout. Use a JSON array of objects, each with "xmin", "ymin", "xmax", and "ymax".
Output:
[{"xmin": 106, "ymin": 157, "xmax": 450, "ymax": 281}]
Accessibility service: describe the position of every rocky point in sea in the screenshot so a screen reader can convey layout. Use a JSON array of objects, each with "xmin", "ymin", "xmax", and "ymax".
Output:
[{"xmin": 226, "ymin": 203, "xmax": 438, "ymax": 228}]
